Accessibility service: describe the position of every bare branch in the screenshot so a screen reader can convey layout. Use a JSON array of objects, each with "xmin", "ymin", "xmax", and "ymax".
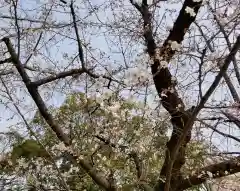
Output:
[
  {"xmin": 221, "ymin": 111, "xmax": 240, "ymax": 129},
  {"xmin": 12, "ymin": 0, "xmax": 21, "ymax": 60},
  {"xmin": 0, "ymin": 58, "xmax": 12, "ymax": 65},
  {"xmin": 70, "ymin": 1, "xmax": 85, "ymax": 68},
  {"xmin": 0, "ymin": 70, "xmax": 14, "ymax": 76},
  {"xmin": 60, "ymin": 0, "xmax": 67, "ymax": 4},
  {"xmin": 24, "ymin": 31, "xmax": 43, "ymax": 65},
  {"xmin": 198, "ymin": 48, "xmax": 206, "ymax": 99},
  {"xmin": 130, "ymin": 0, "xmax": 143, "ymax": 13},
  {"xmin": 195, "ymin": 19, "xmax": 240, "ymax": 102},
  {"xmin": 198, "ymin": 119, "xmax": 240, "ymax": 143},
  {"xmin": 31, "ymin": 68, "xmax": 85, "ymax": 86},
  {"xmin": 178, "ymin": 156, "xmax": 240, "ymax": 190},
  {"xmin": 208, "ymin": 4, "xmax": 240, "ymax": 87},
  {"xmin": 0, "ymin": 15, "xmax": 45, "ymax": 23}
]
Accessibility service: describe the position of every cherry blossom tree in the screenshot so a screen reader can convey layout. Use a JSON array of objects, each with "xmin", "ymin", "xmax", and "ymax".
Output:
[{"xmin": 0, "ymin": 0, "xmax": 240, "ymax": 190}]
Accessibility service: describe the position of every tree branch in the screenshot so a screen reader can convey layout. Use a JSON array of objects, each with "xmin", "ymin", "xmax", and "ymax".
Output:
[
  {"xmin": 2, "ymin": 37, "xmax": 70, "ymax": 145},
  {"xmin": 178, "ymin": 156, "xmax": 240, "ymax": 190},
  {"xmin": 95, "ymin": 135, "xmax": 153, "ymax": 191},
  {"xmin": 31, "ymin": 68, "xmax": 85, "ymax": 86},
  {"xmin": 221, "ymin": 111, "xmax": 240, "ymax": 129},
  {"xmin": 166, "ymin": 35, "xmax": 240, "ymax": 190},
  {"xmin": 0, "ymin": 58, "xmax": 12, "ymax": 64},
  {"xmin": 195, "ymin": 19, "xmax": 240, "ymax": 103},
  {"xmin": 198, "ymin": 119, "xmax": 240, "ymax": 143},
  {"xmin": 130, "ymin": 0, "xmax": 203, "ymax": 190},
  {"xmin": 0, "ymin": 77, "xmax": 71, "ymax": 191},
  {"xmin": 70, "ymin": 1, "xmax": 85, "ymax": 69},
  {"xmin": 130, "ymin": 0, "xmax": 143, "ymax": 13},
  {"xmin": 208, "ymin": 4, "xmax": 240, "ymax": 87},
  {"xmin": 129, "ymin": 152, "xmax": 143, "ymax": 179},
  {"xmin": 2, "ymin": 37, "xmax": 112, "ymax": 191}
]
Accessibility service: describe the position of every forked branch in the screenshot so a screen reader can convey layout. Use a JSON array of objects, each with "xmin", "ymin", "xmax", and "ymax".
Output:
[
  {"xmin": 2, "ymin": 37, "xmax": 113, "ymax": 191},
  {"xmin": 130, "ymin": 0, "xmax": 203, "ymax": 190}
]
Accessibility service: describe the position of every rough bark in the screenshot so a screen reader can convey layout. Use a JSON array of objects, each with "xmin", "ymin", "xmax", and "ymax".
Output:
[{"xmin": 130, "ymin": 0, "xmax": 203, "ymax": 190}]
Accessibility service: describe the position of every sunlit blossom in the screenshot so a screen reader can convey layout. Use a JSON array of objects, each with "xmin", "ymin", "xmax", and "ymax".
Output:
[{"xmin": 185, "ymin": 6, "xmax": 196, "ymax": 17}]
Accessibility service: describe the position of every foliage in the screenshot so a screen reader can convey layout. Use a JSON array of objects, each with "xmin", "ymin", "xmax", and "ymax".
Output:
[{"xmin": 1, "ymin": 92, "xmax": 207, "ymax": 190}]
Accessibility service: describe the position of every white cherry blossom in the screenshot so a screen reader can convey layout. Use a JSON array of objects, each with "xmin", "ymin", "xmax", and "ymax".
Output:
[
  {"xmin": 185, "ymin": 6, "xmax": 196, "ymax": 17},
  {"xmin": 160, "ymin": 60, "xmax": 168, "ymax": 68},
  {"xmin": 171, "ymin": 76, "xmax": 177, "ymax": 82},
  {"xmin": 206, "ymin": 171, "xmax": 213, "ymax": 178},
  {"xmin": 169, "ymin": 41, "xmax": 181, "ymax": 51}
]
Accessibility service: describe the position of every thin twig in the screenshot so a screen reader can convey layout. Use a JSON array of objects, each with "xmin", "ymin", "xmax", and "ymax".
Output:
[
  {"xmin": 165, "ymin": 35, "xmax": 240, "ymax": 190},
  {"xmin": 208, "ymin": 4, "xmax": 240, "ymax": 87},
  {"xmin": 195, "ymin": 21, "xmax": 240, "ymax": 103},
  {"xmin": 198, "ymin": 119, "xmax": 240, "ymax": 143}
]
